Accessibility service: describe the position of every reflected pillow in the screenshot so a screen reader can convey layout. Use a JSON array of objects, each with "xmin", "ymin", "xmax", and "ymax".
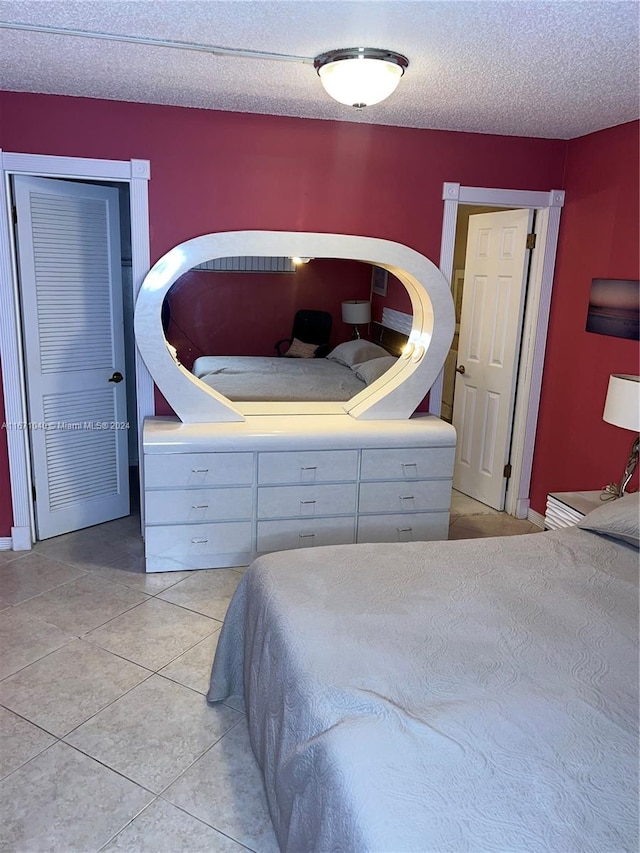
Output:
[
  {"xmin": 284, "ymin": 338, "xmax": 318, "ymax": 358},
  {"xmin": 352, "ymin": 356, "xmax": 398, "ymax": 385},
  {"xmin": 577, "ymin": 492, "xmax": 639, "ymax": 547},
  {"xmin": 326, "ymin": 340, "xmax": 389, "ymax": 367}
]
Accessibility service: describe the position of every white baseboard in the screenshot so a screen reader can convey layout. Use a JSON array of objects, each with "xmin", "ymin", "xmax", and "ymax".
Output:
[
  {"xmin": 528, "ymin": 509, "xmax": 546, "ymax": 529},
  {"xmin": 0, "ymin": 537, "xmax": 12, "ymax": 551},
  {"xmin": 11, "ymin": 526, "xmax": 32, "ymax": 551}
]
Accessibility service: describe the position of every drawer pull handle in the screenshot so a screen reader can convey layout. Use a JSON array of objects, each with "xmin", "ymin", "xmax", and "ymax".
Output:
[
  {"xmin": 191, "ymin": 504, "xmax": 209, "ymax": 509},
  {"xmin": 298, "ymin": 533, "xmax": 315, "ymax": 539},
  {"xmin": 191, "ymin": 537, "xmax": 209, "ymax": 544},
  {"xmin": 401, "ymin": 462, "xmax": 418, "ymax": 479},
  {"xmin": 400, "ymin": 495, "xmax": 415, "ymax": 501},
  {"xmin": 396, "ymin": 527, "xmax": 413, "ymax": 533},
  {"xmin": 300, "ymin": 466, "xmax": 317, "ymax": 471},
  {"xmin": 191, "ymin": 468, "xmax": 209, "ymax": 474},
  {"xmin": 300, "ymin": 500, "xmax": 317, "ymax": 505}
]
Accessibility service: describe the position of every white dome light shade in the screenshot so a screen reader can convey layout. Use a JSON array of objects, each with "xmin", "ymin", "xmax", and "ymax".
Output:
[{"xmin": 314, "ymin": 48, "xmax": 408, "ymax": 108}]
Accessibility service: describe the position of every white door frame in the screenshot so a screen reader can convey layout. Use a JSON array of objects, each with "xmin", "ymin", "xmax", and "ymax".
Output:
[
  {"xmin": 0, "ymin": 151, "xmax": 153, "ymax": 550},
  {"xmin": 432, "ymin": 182, "xmax": 565, "ymax": 519}
]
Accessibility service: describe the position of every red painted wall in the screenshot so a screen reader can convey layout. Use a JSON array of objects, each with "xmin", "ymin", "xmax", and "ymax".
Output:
[
  {"xmin": 0, "ymin": 92, "xmax": 566, "ymax": 260},
  {"xmin": 0, "ymin": 90, "xmax": 568, "ymax": 537},
  {"xmin": 529, "ymin": 121, "xmax": 639, "ymax": 513},
  {"xmin": 165, "ymin": 259, "xmax": 372, "ymax": 369}
]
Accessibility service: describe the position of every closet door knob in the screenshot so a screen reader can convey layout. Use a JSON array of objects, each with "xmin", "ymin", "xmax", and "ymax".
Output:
[
  {"xmin": 456, "ymin": 365, "xmax": 466, "ymax": 375},
  {"xmin": 108, "ymin": 371, "xmax": 124, "ymax": 383}
]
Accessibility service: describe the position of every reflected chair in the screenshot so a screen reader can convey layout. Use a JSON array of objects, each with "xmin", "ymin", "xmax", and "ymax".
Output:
[{"xmin": 275, "ymin": 309, "xmax": 333, "ymax": 357}]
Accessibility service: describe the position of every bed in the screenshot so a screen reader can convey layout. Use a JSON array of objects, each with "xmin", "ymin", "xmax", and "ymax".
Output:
[
  {"xmin": 191, "ymin": 339, "xmax": 400, "ymax": 403},
  {"xmin": 193, "ymin": 355, "xmax": 366, "ymax": 402},
  {"xmin": 208, "ymin": 494, "xmax": 639, "ymax": 852}
]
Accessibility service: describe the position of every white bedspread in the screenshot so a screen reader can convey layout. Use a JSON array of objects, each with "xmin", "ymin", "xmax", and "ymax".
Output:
[
  {"xmin": 193, "ymin": 356, "xmax": 366, "ymax": 401},
  {"xmin": 208, "ymin": 526, "xmax": 639, "ymax": 852}
]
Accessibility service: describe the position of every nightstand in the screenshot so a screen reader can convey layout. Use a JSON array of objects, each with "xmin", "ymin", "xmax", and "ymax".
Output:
[{"xmin": 544, "ymin": 490, "xmax": 604, "ymax": 529}]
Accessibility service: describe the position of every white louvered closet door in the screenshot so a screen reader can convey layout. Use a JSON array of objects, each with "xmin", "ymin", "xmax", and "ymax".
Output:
[{"xmin": 14, "ymin": 176, "xmax": 130, "ymax": 540}]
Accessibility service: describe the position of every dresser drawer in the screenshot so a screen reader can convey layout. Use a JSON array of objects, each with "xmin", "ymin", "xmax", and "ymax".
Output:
[
  {"xmin": 258, "ymin": 483, "xmax": 357, "ymax": 519},
  {"xmin": 145, "ymin": 522, "xmax": 253, "ymax": 571},
  {"xmin": 146, "ymin": 487, "xmax": 253, "ymax": 524},
  {"xmin": 358, "ymin": 480, "xmax": 451, "ymax": 514},
  {"xmin": 357, "ymin": 512, "xmax": 449, "ymax": 543},
  {"xmin": 360, "ymin": 448, "xmax": 454, "ymax": 481},
  {"xmin": 258, "ymin": 450, "xmax": 358, "ymax": 484},
  {"xmin": 257, "ymin": 517, "xmax": 355, "ymax": 552},
  {"xmin": 145, "ymin": 452, "xmax": 253, "ymax": 488}
]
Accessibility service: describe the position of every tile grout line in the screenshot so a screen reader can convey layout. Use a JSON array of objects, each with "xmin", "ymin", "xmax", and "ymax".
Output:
[
  {"xmin": 155, "ymin": 715, "xmax": 255, "ymax": 845},
  {"xmin": 60, "ymin": 695, "xmax": 244, "ymax": 801},
  {"xmin": 157, "ymin": 713, "xmax": 248, "ymax": 799},
  {"xmin": 94, "ymin": 796, "xmax": 162, "ymax": 853},
  {"xmin": 0, "ymin": 704, "xmax": 59, "ymax": 782}
]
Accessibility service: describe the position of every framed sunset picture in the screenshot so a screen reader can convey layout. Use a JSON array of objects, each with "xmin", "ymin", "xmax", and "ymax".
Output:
[{"xmin": 586, "ymin": 278, "xmax": 639, "ymax": 341}]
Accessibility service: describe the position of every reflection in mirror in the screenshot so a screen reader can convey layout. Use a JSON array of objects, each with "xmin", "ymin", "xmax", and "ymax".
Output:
[{"xmin": 161, "ymin": 258, "xmax": 412, "ymax": 404}]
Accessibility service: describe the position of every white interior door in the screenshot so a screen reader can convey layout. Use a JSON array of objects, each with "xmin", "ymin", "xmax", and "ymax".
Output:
[
  {"xmin": 452, "ymin": 208, "xmax": 533, "ymax": 510},
  {"xmin": 14, "ymin": 175, "xmax": 130, "ymax": 539}
]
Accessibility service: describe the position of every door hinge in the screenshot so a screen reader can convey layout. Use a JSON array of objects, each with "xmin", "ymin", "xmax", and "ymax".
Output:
[
  {"xmin": 526, "ymin": 233, "xmax": 536, "ymax": 249},
  {"xmin": 32, "ymin": 484, "xmax": 36, "ymax": 502},
  {"xmin": 503, "ymin": 463, "xmax": 512, "ymax": 479},
  {"xmin": 12, "ymin": 205, "xmax": 17, "ymax": 225}
]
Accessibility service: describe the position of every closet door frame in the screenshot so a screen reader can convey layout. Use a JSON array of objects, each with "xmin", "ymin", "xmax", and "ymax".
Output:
[{"xmin": 0, "ymin": 151, "xmax": 152, "ymax": 550}]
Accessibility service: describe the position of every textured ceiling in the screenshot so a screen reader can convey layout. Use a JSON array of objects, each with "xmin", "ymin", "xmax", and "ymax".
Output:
[{"xmin": 0, "ymin": 0, "xmax": 638, "ymax": 139}]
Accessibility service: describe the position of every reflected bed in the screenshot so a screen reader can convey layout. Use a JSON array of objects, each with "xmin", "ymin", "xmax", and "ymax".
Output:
[
  {"xmin": 192, "ymin": 339, "xmax": 399, "ymax": 403},
  {"xmin": 193, "ymin": 355, "xmax": 367, "ymax": 402},
  {"xmin": 208, "ymin": 495, "xmax": 639, "ymax": 852}
]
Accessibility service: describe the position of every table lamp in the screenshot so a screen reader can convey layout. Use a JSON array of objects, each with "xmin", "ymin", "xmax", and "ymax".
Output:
[
  {"xmin": 602, "ymin": 373, "xmax": 640, "ymax": 497},
  {"xmin": 342, "ymin": 300, "xmax": 371, "ymax": 339}
]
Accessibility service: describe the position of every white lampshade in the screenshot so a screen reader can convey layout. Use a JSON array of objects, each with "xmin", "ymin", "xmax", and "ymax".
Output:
[
  {"xmin": 314, "ymin": 48, "xmax": 408, "ymax": 108},
  {"xmin": 342, "ymin": 300, "xmax": 371, "ymax": 325},
  {"xmin": 603, "ymin": 374, "xmax": 640, "ymax": 431}
]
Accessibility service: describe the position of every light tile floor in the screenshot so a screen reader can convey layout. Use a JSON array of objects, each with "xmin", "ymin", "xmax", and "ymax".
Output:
[
  {"xmin": 449, "ymin": 489, "xmax": 542, "ymax": 539},
  {"xmin": 0, "ymin": 491, "xmax": 540, "ymax": 852}
]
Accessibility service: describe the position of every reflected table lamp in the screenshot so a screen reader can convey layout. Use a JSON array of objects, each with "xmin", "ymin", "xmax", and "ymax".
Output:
[
  {"xmin": 602, "ymin": 373, "xmax": 640, "ymax": 498},
  {"xmin": 342, "ymin": 300, "xmax": 371, "ymax": 339}
]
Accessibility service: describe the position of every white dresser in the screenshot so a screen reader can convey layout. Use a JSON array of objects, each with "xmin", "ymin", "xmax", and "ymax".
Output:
[{"xmin": 143, "ymin": 414, "xmax": 456, "ymax": 572}]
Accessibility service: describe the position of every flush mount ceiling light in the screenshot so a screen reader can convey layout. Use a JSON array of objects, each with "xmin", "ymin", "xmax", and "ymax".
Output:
[
  {"xmin": 314, "ymin": 48, "xmax": 409, "ymax": 108},
  {"xmin": 0, "ymin": 23, "xmax": 409, "ymax": 109}
]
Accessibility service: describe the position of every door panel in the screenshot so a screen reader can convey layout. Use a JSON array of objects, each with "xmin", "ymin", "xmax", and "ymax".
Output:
[
  {"xmin": 452, "ymin": 208, "xmax": 533, "ymax": 510},
  {"xmin": 14, "ymin": 176, "xmax": 129, "ymax": 539}
]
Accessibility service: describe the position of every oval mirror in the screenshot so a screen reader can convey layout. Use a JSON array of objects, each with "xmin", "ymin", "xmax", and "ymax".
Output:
[
  {"xmin": 162, "ymin": 257, "xmax": 411, "ymax": 407},
  {"xmin": 134, "ymin": 231, "xmax": 454, "ymax": 423}
]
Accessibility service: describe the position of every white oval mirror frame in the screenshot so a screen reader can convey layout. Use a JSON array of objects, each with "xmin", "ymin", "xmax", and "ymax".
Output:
[{"xmin": 134, "ymin": 231, "xmax": 455, "ymax": 423}]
